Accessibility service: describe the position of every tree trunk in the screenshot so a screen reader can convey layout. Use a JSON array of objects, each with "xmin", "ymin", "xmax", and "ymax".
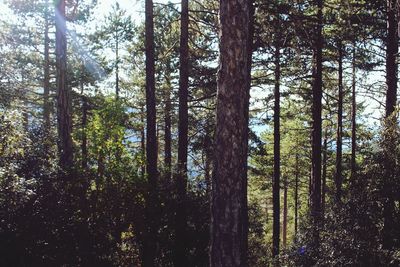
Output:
[
  {"xmin": 310, "ymin": 0, "xmax": 323, "ymax": 247},
  {"xmin": 97, "ymin": 152, "xmax": 104, "ymax": 179},
  {"xmin": 321, "ymin": 129, "xmax": 327, "ymax": 214},
  {"xmin": 294, "ymin": 153, "xmax": 299, "ymax": 241},
  {"xmin": 164, "ymin": 77, "xmax": 172, "ymax": 182},
  {"xmin": 43, "ymin": 0, "xmax": 51, "ymax": 130},
  {"xmin": 174, "ymin": 0, "xmax": 189, "ymax": 264},
  {"xmin": 141, "ymin": 106, "xmax": 146, "ymax": 178},
  {"xmin": 205, "ymin": 149, "xmax": 211, "ymax": 194},
  {"xmin": 81, "ymin": 80, "xmax": 88, "ymax": 170},
  {"xmin": 210, "ymin": 0, "xmax": 252, "ymax": 265},
  {"xmin": 115, "ymin": 34, "xmax": 119, "ymax": 100},
  {"xmin": 272, "ymin": 11, "xmax": 281, "ymax": 258},
  {"xmin": 351, "ymin": 43, "xmax": 356, "ymax": 178},
  {"xmin": 383, "ymin": 0, "xmax": 398, "ymax": 250},
  {"xmin": 55, "ymin": 0, "xmax": 73, "ymax": 170},
  {"xmin": 283, "ymin": 175, "xmax": 288, "ymax": 250},
  {"xmin": 143, "ymin": 0, "xmax": 159, "ymax": 264},
  {"xmin": 386, "ymin": 0, "xmax": 398, "ymax": 118},
  {"xmin": 335, "ymin": 40, "xmax": 343, "ymax": 203}
]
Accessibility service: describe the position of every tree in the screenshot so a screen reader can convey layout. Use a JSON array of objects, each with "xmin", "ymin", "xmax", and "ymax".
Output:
[
  {"xmin": 175, "ymin": 0, "xmax": 189, "ymax": 265},
  {"xmin": 382, "ymin": 0, "xmax": 398, "ymax": 250},
  {"xmin": 334, "ymin": 40, "xmax": 343, "ymax": 202},
  {"xmin": 55, "ymin": 0, "xmax": 73, "ymax": 170},
  {"xmin": 351, "ymin": 43, "xmax": 356, "ymax": 178},
  {"xmin": 385, "ymin": 0, "xmax": 397, "ymax": 118},
  {"xmin": 144, "ymin": 0, "xmax": 159, "ymax": 265},
  {"xmin": 272, "ymin": 7, "xmax": 281, "ymax": 258},
  {"xmin": 92, "ymin": 3, "xmax": 134, "ymax": 100},
  {"xmin": 310, "ymin": 0, "xmax": 323, "ymax": 246},
  {"xmin": 210, "ymin": 0, "xmax": 252, "ymax": 265},
  {"xmin": 43, "ymin": 0, "xmax": 51, "ymax": 130}
]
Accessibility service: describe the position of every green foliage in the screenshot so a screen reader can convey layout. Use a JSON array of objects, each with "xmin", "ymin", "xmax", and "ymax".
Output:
[{"xmin": 1, "ymin": 0, "xmax": 399, "ymax": 266}]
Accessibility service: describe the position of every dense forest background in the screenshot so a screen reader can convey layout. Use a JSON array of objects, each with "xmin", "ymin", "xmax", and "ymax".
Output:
[{"xmin": 0, "ymin": 0, "xmax": 399, "ymax": 266}]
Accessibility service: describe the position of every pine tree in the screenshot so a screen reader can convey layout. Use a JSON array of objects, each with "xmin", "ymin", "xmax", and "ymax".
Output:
[{"xmin": 210, "ymin": 0, "xmax": 252, "ymax": 265}]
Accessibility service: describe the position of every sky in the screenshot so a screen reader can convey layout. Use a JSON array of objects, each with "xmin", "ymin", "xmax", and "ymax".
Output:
[
  {"xmin": 95, "ymin": 0, "xmax": 144, "ymax": 21},
  {"xmin": 0, "ymin": 0, "xmax": 390, "ymax": 130},
  {"xmin": 94, "ymin": 0, "xmax": 175, "ymax": 22}
]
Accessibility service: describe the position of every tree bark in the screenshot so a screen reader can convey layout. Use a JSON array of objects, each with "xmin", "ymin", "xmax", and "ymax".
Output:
[
  {"xmin": 143, "ymin": 0, "xmax": 159, "ymax": 264},
  {"xmin": 55, "ymin": 0, "xmax": 73, "ymax": 170},
  {"xmin": 335, "ymin": 40, "xmax": 343, "ymax": 203},
  {"xmin": 272, "ymin": 11, "xmax": 281, "ymax": 258},
  {"xmin": 383, "ymin": 0, "xmax": 398, "ymax": 250},
  {"xmin": 210, "ymin": 0, "xmax": 252, "ymax": 265},
  {"xmin": 310, "ymin": 0, "xmax": 323, "ymax": 247},
  {"xmin": 174, "ymin": 0, "xmax": 189, "ymax": 264}
]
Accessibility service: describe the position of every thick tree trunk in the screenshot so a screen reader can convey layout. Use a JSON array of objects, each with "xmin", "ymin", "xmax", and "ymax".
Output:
[
  {"xmin": 43, "ymin": 0, "xmax": 51, "ymax": 130},
  {"xmin": 272, "ymin": 12, "xmax": 281, "ymax": 258},
  {"xmin": 383, "ymin": 0, "xmax": 398, "ymax": 250},
  {"xmin": 55, "ymin": 0, "xmax": 73, "ymax": 170},
  {"xmin": 210, "ymin": 0, "xmax": 252, "ymax": 265},
  {"xmin": 143, "ymin": 0, "xmax": 159, "ymax": 265},
  {"xmin": 335, "ymin": 40, "xmax": 343, "ymax": 203},
  {"xmin": 174, "ymin": 0, "xmax": 189, "ymax": 264},
  {"xmin": 351, "ymin": 43, "xmax": 356, "ymax": 178},
  {"xmin": 310, "ymin": 0, "xmax": 323, "ymax": 247}
]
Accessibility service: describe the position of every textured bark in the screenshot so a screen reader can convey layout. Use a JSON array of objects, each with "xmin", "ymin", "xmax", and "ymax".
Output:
[
  {"xmin": 310, "ymin": 0, "xmax": 323, "ymax": 246},
  {"xmin": 351, "ymin": 44, "xmax": 356, "ymax": 178},
  {"xmin": 174, "ymin": 0, "xmax": 189, "ymax": 264},
  {"xmin": 143, "ymin": 0, "xmax": 158, "ymax": 264},
  {"xmin": 272, "ymin": 12, "xmax": 281, "ymax": 258},
  {"xmin": 335, "ymin": 41, "xmax": 343, "ymax": 203},
  {"xmin": 43, "ymin": 0, "xmax": 51, "ymax": 130},
  {"xmin": 55, "ymin": 0, "xmax": 73, "ymax": 170},
  {"xmin": 383, "ymin": 0, "xmax": 398, "ymax": 250},
  {"xmin": 210, "ymin": 0, "xmax": 251, "ymax": 265}
]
